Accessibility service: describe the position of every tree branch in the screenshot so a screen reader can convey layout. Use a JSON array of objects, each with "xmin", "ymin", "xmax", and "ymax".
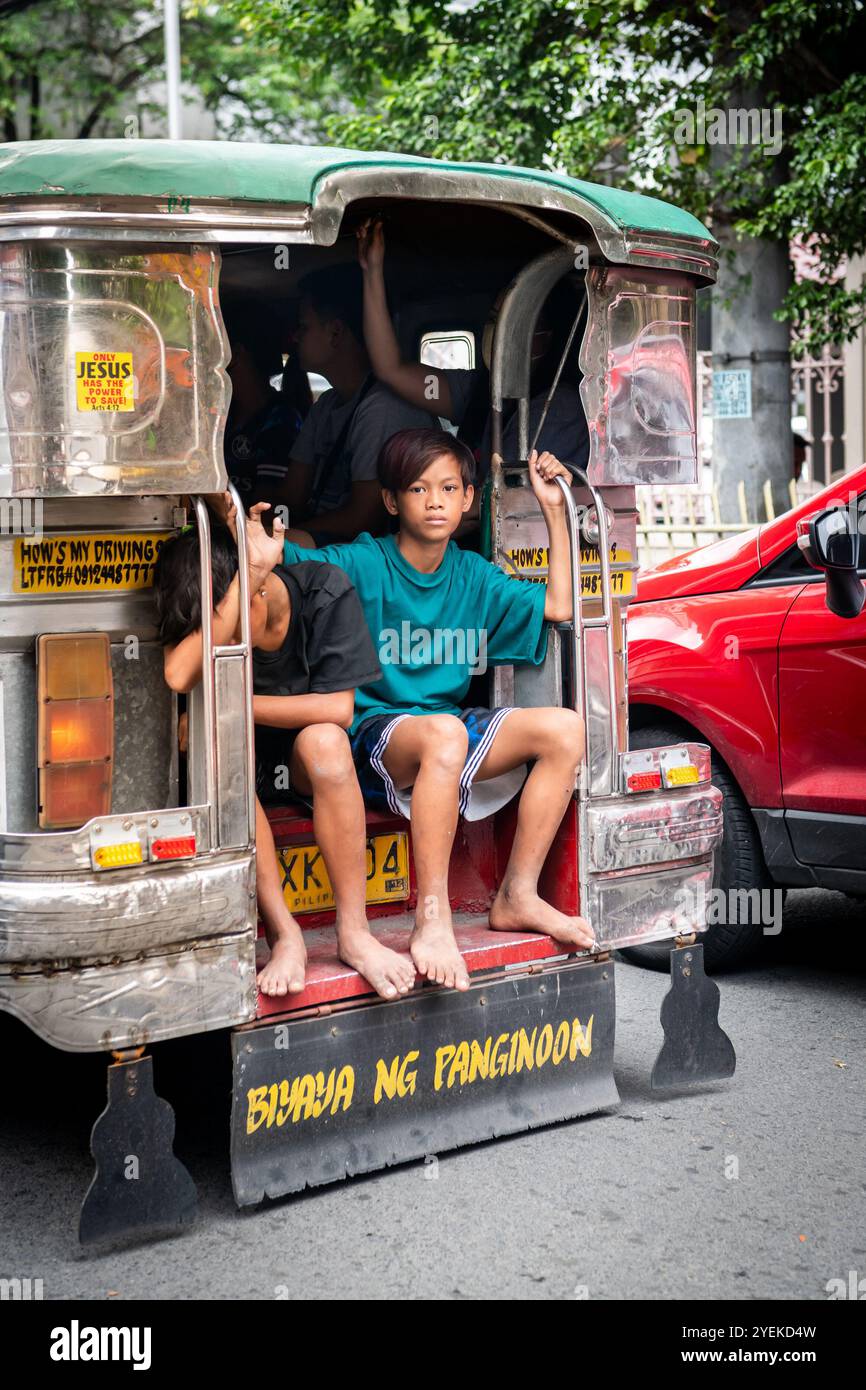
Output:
[{"xmin": 76, "ymin": 62, "xmax": 152, "ymax": 138}]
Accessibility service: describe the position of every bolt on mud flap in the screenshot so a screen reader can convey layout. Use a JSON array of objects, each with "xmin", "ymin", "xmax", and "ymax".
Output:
[
  {"xmin": 651, "ymin": 943, "xmax": 736, "ymax": 1089},
  {"xmin": 79, "ymin": 1053, "xmax": 197, "ymax": 1245},
  {"xmin": 230, "ymin": 959, "xmax": 619, "ymax": 1206}
]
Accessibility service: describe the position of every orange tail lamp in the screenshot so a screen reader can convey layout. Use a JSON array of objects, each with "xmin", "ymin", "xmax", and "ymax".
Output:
[{"xmin": 37, "ymin": 633, "xmax": 114, "ymax": 829}]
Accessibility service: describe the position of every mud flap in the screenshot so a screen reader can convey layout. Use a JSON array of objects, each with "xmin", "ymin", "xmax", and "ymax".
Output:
[
  {"xmin": 79, "ymin": 1053, "xmax": 197, "ymax": 1245},
  {"xmin": 651, "ymin": 942, "xmax": 736, "ymax": 1089},
  {"xmin": 231, "ymin": 959, "xmax": 619, "ymax": 1206}
]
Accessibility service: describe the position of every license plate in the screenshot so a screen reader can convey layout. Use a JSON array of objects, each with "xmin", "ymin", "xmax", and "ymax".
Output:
[
  {"xmin": 278, "ymin": 832, "xmax": 410, "ymax": 915},
  {"xmin": 502, "ymin": 545, "xmax": 634, "ymax": 597},
  {"xmin": 13, "ymin": 532, "xmax": 171, "ymax": 595}
]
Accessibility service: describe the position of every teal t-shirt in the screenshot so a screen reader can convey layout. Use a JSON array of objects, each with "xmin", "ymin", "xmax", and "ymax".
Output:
[{"xmin": 282, "ymin": 532, "xmax": 548, "ymax": 733}]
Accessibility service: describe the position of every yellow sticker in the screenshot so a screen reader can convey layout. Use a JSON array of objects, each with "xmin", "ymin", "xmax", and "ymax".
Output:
[
  {"xmin": 501, "ymin": 544, "xmax": 635, "ymax": 595},
  {"xmin": 75, "ymin": 351, "xmax": 134, "ymax": 412},
  {"xmin": 13, "ymin": 532, "xmax": 169, "ymax": 594},
  {"xmin": 502, "ymin": 544, "xmax": 634, "ymax": 572}
]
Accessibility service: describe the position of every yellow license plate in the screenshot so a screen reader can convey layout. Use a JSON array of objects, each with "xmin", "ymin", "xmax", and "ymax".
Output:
[
  {"xmin": 502, "ymin": 545, "xmax": 634, "ymax": 597},
  {"xmin": 278, "ymin": 832, "xmax": 410, "ymax": 916},
  {"xmin": 13, "ymin": 532, "xmax": 171, "ymax": 595}
]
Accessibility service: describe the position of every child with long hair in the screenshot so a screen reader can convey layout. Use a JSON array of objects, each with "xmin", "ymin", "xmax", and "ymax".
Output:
[{"xmin": 153, "ymin": 504, "xmax": 415, "ymax": 1001}]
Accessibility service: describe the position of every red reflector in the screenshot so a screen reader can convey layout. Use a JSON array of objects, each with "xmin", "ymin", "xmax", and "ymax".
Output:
[
  {"xmin": 627, "ymin": 771, "xmax": 662, "ymax": 792},
  {"xmin": 151, "ymin": 835, "xmax": 196, "ymax": 861}
]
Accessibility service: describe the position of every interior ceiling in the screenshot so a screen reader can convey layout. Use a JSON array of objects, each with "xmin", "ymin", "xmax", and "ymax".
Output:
[{"xmin": 219, "ymin": 197, "xmax": 573, "ymax": 317}]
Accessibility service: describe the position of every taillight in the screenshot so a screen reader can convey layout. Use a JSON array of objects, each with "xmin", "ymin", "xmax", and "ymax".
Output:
[
  {"xmin": 93, "ymin": 840, "xmax": 143, "ymax": 869},
  {"xmin": 622, "ymin": 743, "xmax": 712, "ymax": 794},
  {"xmin": 37, "ymin": 633, "xmax": 113, "ymax": 829},
  {"xmin": 151, "ymin": 836, "xmax": 196, "ymax": 861},
  {"xmin": 627, "ymin": 770, "xmax": 662, "ymax": 792},
  {"xmin": 664, "ymin": 764, "xmax": 699, "ymax": 787}
]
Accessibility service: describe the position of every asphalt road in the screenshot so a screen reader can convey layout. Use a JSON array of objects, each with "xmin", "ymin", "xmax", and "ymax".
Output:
[{"xmin": 1, "ymin": 887, "xmax": 864, "ymax": 1301}]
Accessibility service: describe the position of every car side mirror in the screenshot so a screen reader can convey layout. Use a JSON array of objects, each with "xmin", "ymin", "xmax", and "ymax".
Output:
[{"xmin": 796, "ymin": 505, "xmax": 865, "ymax": 619}]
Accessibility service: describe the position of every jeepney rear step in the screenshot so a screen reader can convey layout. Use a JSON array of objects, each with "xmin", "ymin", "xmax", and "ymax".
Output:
[{"xmin": 254, "ymin": 915, "xmax": 569, "ymax": 1018}]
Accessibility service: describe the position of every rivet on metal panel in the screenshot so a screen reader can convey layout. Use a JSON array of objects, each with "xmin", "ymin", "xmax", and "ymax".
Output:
[
  {"xmin": 479, "ymin": 995, "xmax": 486, "ymax": 1006},
  {"xmin": 602, "ymin": 971, "xmax": 609, "ymax": 980},
  {"xmin": 244, "ymin": 1043, "xmax": 253, "ymax": 1054},
  {"xmin": 122, "ymin": 819, "xmax": 133, "ymax": 832},
  {"xmin": 151, "ymin": 818, "xmax": 158, "ymax": 828},
  {"xmin": 682, "ymin": 966, "xmax": 691, "ymax": 977}
]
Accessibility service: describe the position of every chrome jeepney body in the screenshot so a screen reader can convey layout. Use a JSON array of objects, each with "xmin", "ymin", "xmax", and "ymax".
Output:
[
  {"xmin": 0, "ymin": 225, "xmax": 258, "ymax": 1050},
  {"xmin": 0, "ymin": 139, "xmax": 723, "ymax": 1053}
]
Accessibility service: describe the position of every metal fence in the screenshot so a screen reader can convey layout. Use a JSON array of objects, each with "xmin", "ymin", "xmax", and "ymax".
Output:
[{"xmin": 636, "ymin": 347, "xmax": 845, "ymax": 568}]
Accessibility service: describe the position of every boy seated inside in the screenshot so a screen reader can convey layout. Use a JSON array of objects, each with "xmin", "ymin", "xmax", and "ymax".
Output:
[
  {"xmin": 152, "ymin": 506, "xmax": 417, "ymax": 1002},
  {"xmin": 266, "ymin": 425, "xmax": 596, "ymax": 992}
]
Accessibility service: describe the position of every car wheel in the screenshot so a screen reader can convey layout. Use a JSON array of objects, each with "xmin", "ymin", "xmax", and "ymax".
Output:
[{"xmin": 618, "ymin": 723, "xmax": 771, "ymax": 973}]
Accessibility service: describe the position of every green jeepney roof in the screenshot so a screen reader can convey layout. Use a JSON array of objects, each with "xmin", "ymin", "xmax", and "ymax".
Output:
[{"xmin": 0, "ymin": 139, "xmax": 711, "ymax": 242}]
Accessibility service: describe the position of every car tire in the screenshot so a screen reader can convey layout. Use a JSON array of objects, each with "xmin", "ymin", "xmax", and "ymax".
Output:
[{"xmin": 618, "ymin": 723, "xmax": 771, "ymax": 973}]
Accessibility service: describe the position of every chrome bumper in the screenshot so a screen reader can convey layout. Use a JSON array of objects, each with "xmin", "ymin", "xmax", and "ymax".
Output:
[{"xmin": 0, "ymin": 851, "xmax": 257, "ymax": 1050}]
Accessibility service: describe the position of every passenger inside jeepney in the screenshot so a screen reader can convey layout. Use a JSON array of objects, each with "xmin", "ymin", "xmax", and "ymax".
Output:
[
  {"xmin": 268, "ymin": 263, "xmax": 439, "ymax": 546},
  {"xmin": 222, "ymin": 307, "xmax": 311, "ymax": 511},
  {"xmin": 357, "ymin": 217, "xmax": 590, "ymax": 482},
  {"xmin": 154, "ymin": 506, "xmax": 417, "ymax": 1004},
  {"xmin": 278, "ymin": 427, "xmax": 596, "ymax": 991}
]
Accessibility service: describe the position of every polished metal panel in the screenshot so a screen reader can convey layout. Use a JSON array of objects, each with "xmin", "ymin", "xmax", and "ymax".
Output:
[
  {"xmin": 0, "ymin": 848, "xmax": 253, "ymax": 963},
  {"xmin": 490, "ymin": 245, "xmax": 580, "ymax": 413},
  {"xmin": 583, "ymin": 613, "xmax": 628, "ymax": 796},
  {"xmin": 582, "ymin": 264, "xmax": 699, "ymax": 486},
  {"xmin": 215, "ymin": 654, "xmax": 251, "ymax": 848},
  {"xmin": 191, "ymin": 490, "xmax": 256, "ymax": 853},
  {"xmin": 0, "ymin": 804, "xmax": 210, "ymax": 872},
  {"xmin": 0, "ymin": 198, "xmax": 311, "ymax": 243},
  {"xmin": 0, "ymin": 240, "xmax": 228, "ymax": 497},
  {"xmin": 0, "ymin": 934, "xmax": 257, "ymax": 1052},
  {"xmin": 0, "ymin": 649, "xmax": 36, "ymax": 830},
  {"xmin": 311, "ymin": 169, "xmax": 719, "ymax": 281},
  {"xmin": 587, "ymin": 786, "xmax": 723, "ymax": 873},
  {"xmin": 588, "ymin": 859, "xmax": 717, "ymax": 951}
]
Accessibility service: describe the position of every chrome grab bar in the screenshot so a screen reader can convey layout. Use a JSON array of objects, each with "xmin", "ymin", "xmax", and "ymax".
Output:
[
  {"xmin": 555, "ymin": 466, "xmax": 621, "ymax": 796},
  {"xmin": 227, "ymin": 483, "xmax": 257, "ymax": 845},
  {"xmin": 193, "ymin": 496, "xmax": 218, "ymax": 843},
  {"xmin": 192, "ymin": 487, "xmax": 256, "ymax": 851}
]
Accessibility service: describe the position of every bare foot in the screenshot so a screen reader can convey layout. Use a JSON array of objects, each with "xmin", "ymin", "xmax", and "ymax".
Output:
[
  {"xmin": 410, "ymin": 912, "xmax": 470, "ymax": 991},
  {"xmin": 337, "ymin": 923, "xmax": 416, "ymax": 1000},
  {"xmin": 257, "ymin": 925, "xmax": 307, "ymax": 996},
  {"xmin": 489, "ymin": 883, "xmax": 596, "ymax": 950}
]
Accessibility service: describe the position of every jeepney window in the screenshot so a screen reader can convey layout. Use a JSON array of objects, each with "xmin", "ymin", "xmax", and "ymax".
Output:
[{"xmin": 420, "ymin": 331, "xmax": 476, "ymax": 372}]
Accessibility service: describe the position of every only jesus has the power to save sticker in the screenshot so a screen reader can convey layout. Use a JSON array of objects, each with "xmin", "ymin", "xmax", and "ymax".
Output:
[{"xmin": 75, "ymin": 351, "xmax": 135, "ymax": 412}]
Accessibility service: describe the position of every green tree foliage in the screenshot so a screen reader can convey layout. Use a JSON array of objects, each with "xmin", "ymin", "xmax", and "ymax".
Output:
[
  {"xmin": 231, "ymin": 0, "xmax": 866, "ymax": 352},
  {"xmin": 0, "ymin": 0, "xmax": 327, "ymax": 143}
]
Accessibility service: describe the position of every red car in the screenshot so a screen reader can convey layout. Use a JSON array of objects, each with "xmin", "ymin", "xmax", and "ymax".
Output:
[{"xmin": 626, "ymin": 464, "xmax": 866, "ymax": 970}]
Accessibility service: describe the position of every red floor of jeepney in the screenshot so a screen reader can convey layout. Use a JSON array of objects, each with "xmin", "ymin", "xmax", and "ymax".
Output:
[{"xmin": 256, "ymin": 805, "xmax": 567, "ymax": 1018}]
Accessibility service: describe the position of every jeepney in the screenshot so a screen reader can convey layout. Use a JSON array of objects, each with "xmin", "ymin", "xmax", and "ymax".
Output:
[{"xmin": 0, "ymin": 139, "xmax": 733, "ymax": 1243}]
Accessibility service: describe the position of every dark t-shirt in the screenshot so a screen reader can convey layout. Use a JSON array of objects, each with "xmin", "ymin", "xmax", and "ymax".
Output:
[
  {"xmin": 225, "ymin": 391, "xmax": 304, "ymax": 508},
  {"xmin": 253, "ymin": 561, "xmax": 381, "ymax": 803}
]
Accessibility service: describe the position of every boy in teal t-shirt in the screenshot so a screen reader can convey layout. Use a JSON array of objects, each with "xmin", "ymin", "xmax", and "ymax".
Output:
[{"xmin": 246, "ymin": 426, "xmax": 595, "ymax": 991}]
